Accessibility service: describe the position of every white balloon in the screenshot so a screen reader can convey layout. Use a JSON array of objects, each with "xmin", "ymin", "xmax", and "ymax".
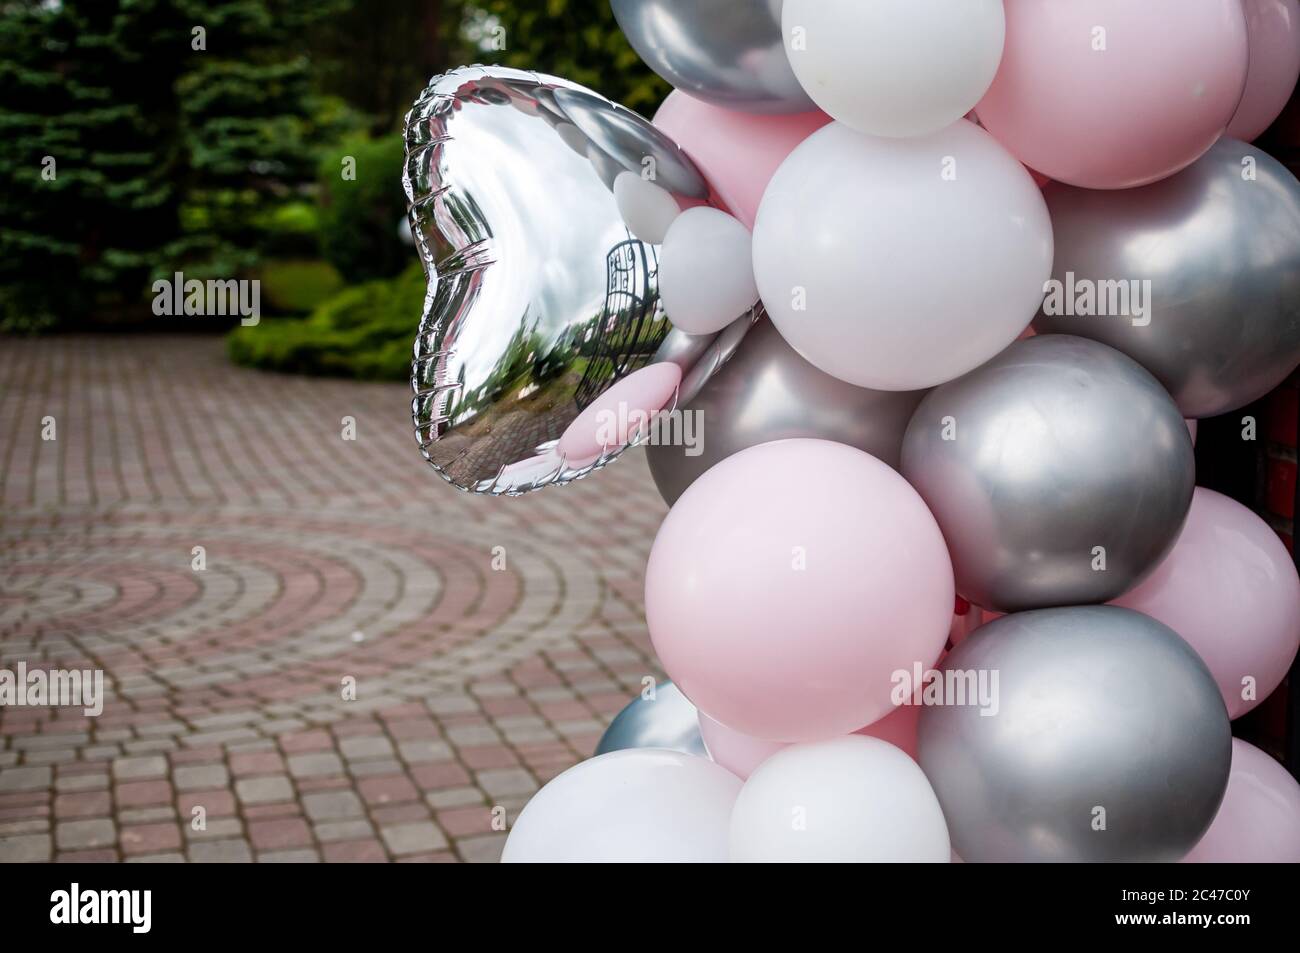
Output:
[
  {"xmin": 659, "ymin": 207, "xmax": 759, "ymax": 335},
  {"xmin": 753, "ymin": 120, "xmax": 1053, "ymax": 391},
  {"xmin": 613, "ymin": 170, "xmax": 681, "ymax": 245},
  {"xmin": 502, "ymin": 749, "xmax": 741, "ymax": 863},
  {"xmin": 783, "ymin": 0, "xmax": 1005, "ymax": 139},
  {"xmin": 729, "ymin": 736, "xmax": 950, "ymax": 863}
]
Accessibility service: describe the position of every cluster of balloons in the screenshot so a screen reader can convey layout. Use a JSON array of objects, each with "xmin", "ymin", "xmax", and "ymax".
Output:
[{"xmin": 411, "ymin": 1, "xmax": 1300, "ymax": 862}]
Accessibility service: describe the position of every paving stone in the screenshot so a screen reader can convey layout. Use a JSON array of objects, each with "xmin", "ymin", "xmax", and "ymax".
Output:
[
  {"xmin": 0, "ymin": 766, "xmax": 51, "ymax": 792},
  {"xmin": 247, "ymin": 817, "xmax": 312, "ymax": 851},
  {"xmin": 111, "ymin": 756, "xmax": 168, "ymax": 781},
  {"xmin": 456, "ymin": 833, "xmax": 507, "ymax": 864},
  {"xmin": 475, "ymin": 768, "xmax": 538, "ymax": 799},
  {"xmin": 0, "ymin": 336, "xmax": 673, "ymax": 865},
  {"xmin": 338, "ymin": 735, "xmax": 395, "ymax": 761},
  {"xmin": 190, "ymin": 839, "xmax": 254, "ymax": 863},
  {"xmin": 259, "ymin": 849, "xmax": 319, "ymax": 863},
  {"xmin": 380, "ymin": 822, "xmax": 448, "ymax": 856},
  {"xmin": 426, "ymin": 787, "xmax": 486, "ymax": 809},
  {"xmin": 120, "ymin": 823, "xmax": 182, "ymax": 855},
  {"xmin": 0, "ymin": 833, "xmax": 52, "ymax": 862},
  {"xmin": 301, "ymin": 790, "xmax": 364, "ymax": 822},
  {"xmin": 321, "ymin": 839, "xmax": 387, "ymax": 862},
  {"xmin": 125, "ymin": 852, "xmax": 186, "ymax": 863},
  {"xmin": 396, "ymin": 739, "xmax": 454, "ymax": 764},
  {"xmin": 56, "ymin": 818, "xmax": 116, "ymax": 850},
  {"xmin": 235, "ymin": 776, "xmax": 295, "ymax": 805},
  {"xmin": 286, "ymin": 752, "xmax": 344, "ymax": 779},
  {"xmin": 173, "ymin": 764, "xmax": 230, "ymax": 791}
]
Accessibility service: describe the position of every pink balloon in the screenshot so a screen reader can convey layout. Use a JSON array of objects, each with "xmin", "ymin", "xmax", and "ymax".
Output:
[
  {"xmin": 1229, "ymin": 0, "xmax": 1300, "ymax": 141},
  {"xmin": 700, "ymin": 705, "xmax": 920, "ymax": 780},
  {"xmin": 1183, "ymin": 739, "xmax": 1300, "ymax": 862},
  {"xmin": 556, "ymin": 362, "xmax": 680, "ymax": 468},
  {"xmin": 977, "ymin": 0, "xmax": 1249, "ymax": 189},
  {"xmin": 1186, "ymin": 418, "xmax": 1198, "ymax": 447},
  {"xmin": 645, "ymin": 439, "xmax": 954, "ymax": 742},
  {"xmin": 653, "ymin": 92, "xmax": 831, "ymax": 229},
  {"xmin": 698, "ymin": 713, "xmax": 784, "ymax": 780},
  {"xmin": 856, "ymin": 703, "xmax": 920, "ymax": 759},
  {"xmin": 1112, "ymin": 488, "xmax": 1300, "ymax": 719}
]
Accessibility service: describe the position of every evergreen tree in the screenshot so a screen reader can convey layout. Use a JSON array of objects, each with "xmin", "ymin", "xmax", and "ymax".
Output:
[
  {"xmin": 0, "ymin": 0, "xmax": 350, "ymax": 330},
  {"xmin": 0, "ymin": 0, "xmax": 189, "ymax": 330},
  {"xmin": 460, "ymin": 0, "xmax": 669, "ymax": 114},
  {"xmin": 171, "ymin": 0, "xmax": 353, "ymax": 278}
]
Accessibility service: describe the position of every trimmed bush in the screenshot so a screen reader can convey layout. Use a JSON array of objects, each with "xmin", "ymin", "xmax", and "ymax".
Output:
[
  {"xmin": 317, "ymin": 133, "xmax": 409, "ymax": 284},
  {"xmin": 228, "ymin": 263, "xmax": 425, "ymax": 381},
  {"xmin": 258, "ymin": 259, "xmax": 345, "ymax": 314}
]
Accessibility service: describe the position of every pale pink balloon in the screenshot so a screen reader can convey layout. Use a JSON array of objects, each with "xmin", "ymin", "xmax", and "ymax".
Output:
[
  {"xmin": 977, "ymin": 0, "xmax": 1249, "ymax": 189},
  {"xmin": 856, "ymin": 703, "xmax": 920, "ymax": 759},
  {"xmin": 556, "ymin": 362, "xmax": 680, "ymax": 468},
  {"xmin": 1187, "ymin": 418, "xmax": 1198, "ymax": 447},
  {"xmin": 1112, "ymin": 488, "xmax": 1300, "ymax": 719},
  {"xmin": 698, "ymin": 713, "xmax": 784, "ymax": 780},
  {"xmin": 700, "ymin": 705, "xmax": 920, "ymax": 780},
  {"xmin": 1229, "ymin": 0, "xmax": 1300, "ymax": 141},
  {"xmin": 645, "ymin": 439, "xmax": 954, "ymax": 742},
  {"xmin": 1183, "ymin": 739, "xmax": 1300, "ymax": 862},
  {"xmin": 653, "ymin": 92, "xmax": 831, "ymax": 229}
]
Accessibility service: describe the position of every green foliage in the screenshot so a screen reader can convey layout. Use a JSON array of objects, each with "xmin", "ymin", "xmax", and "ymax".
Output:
[
  {"xmin": 171, "ymin": 0, "xmax": 358, "ymax": 280},
  {"xmin": 317, "ymin": 134, "xmax": 409, "ymax": 283},
  {"xmin": 0, "ymin": 0, "xmax": 190, "ymax": 329},
  {"xmin": 0, "ymin": 0, "xmax": 667, "ymax": 340},
  {"xmin": 258, "ymin": 259, "xmax": 344, "ymax": 313},
  {"xmin": 0, "ymin": 0, "xmax": 358, "ymax": 330},
  {"xmin": 228, "ymin": 263, "xmax": 425, "ymax": 380},
  {"xmin": 460, "ymin": 0, "xmax": 670, "ymax": 114}
]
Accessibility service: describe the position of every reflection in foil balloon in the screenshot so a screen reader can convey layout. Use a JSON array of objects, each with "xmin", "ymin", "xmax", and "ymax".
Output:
[
  {"xmin": 402, "ymin": 66, "xmax": 734, "ymax": 494},
  {"xmin": 595, "ymin": 681, "xmax": 707, "ymax": 759},
  {"xmin": 611, "ymin": 0, "xmax": 815, "ymax": 114}
]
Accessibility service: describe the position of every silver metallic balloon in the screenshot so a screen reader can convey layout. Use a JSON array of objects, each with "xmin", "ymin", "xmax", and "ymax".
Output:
[
  {"xmin": 611, "ymin": 0, "xmax": 815, "ymax": 115},
  {"xmin": 901, "ymin": 334, "xmax": 1194, "ymax": 612},
  {"xmin": 653, "ymin": 307, "xmax": 759, "ymax": 409},
  {"xmin": 1033, "ymin": 138, "xmax": 1300, "ymax": 418},
  {"xmin": 403, "ymin": 66, "xmax": 741, "ymax": 495},
  {"xmin": 648, "ymin": 316, "xmax": 926, "ymax": 506},
  {"xmin": 595, "ymin": 681, "xmax": 707, "ymax": 758},
  {"xmin": 917, "ymin": 606, "xmax": 1231, "ymax": 863}
]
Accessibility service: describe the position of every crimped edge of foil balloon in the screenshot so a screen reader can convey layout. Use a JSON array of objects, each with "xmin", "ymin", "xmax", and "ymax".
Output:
[{"xmin": 402, "ymin": 65, "xmax": 753, "ymax": 496}]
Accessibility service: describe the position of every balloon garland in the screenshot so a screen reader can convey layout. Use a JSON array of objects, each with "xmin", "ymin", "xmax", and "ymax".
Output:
[{"xmin": 404, "ymin": 1, "xmax": 1300, "ymax": 863}]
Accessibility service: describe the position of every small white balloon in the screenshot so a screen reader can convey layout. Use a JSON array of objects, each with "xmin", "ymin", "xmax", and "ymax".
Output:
[
  {"xmin": 502, "ymin": 749, "xmax": 741, "ymax": 863},
  {"xmin": 783, "ymin": 0, "xmax": 1005, "ymax": 139},
  {"xmin": 729, "ymin": 736, "xmax": 950, "ymax": 863},
  {"xmin": 753, "ymin": 119, "xmax": 1053, "ymax": 391},
  {"xmin": 613, "ymin": 170, "xmax": 681, "ymax": 245},
  {"xmin": 659, "ymin": 207, "xmax": 760, "ymax": 335}
]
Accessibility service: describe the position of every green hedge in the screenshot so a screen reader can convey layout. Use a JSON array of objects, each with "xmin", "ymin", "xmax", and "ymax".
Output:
[
  {"xmin": 317, "ymin": 133, "xmax": 409, "ymax": 284},
  {"xmin": 228, "ymin": 263, "xmax": 425, "ymax": 380},
  {"xmin": 258, "ymin": 259, "xmax": 345, "ymax": 313}
]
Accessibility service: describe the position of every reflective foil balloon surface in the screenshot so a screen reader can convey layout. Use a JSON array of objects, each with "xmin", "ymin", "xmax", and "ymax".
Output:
[
  {"xmin": 1033, "ymin": 138, "xmax": 1300, "ymax": 418},
  {"xmin": 403, "ymin": 66, "xmax": 720, "ymax": 494},
  {"xmin": 648, "ymin": 316, "xmax": 926, "ymax": 507},
  {"xmin": 594, "ymin": 681, "xmax": 708, "ymax": 759},
  {"xmin": 611, "ymin": 0, "xmax": 815, "ymax": 114}
]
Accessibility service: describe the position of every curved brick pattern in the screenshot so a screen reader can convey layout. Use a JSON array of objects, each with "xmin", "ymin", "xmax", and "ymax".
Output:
[{"xmin": 0, "ymin": 336, "xmax": 669, "ymax": 863}]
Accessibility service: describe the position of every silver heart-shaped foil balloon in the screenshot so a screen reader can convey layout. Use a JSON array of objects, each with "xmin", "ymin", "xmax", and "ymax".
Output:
[{"xmin": 403, "ymin": 65, "xmax": 750, "ymax": 495}]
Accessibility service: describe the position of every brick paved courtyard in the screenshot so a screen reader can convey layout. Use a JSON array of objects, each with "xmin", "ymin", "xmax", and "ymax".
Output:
[{"xmin": 0, "ymin": 335, "xmax": 669, "ymax": 863}]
